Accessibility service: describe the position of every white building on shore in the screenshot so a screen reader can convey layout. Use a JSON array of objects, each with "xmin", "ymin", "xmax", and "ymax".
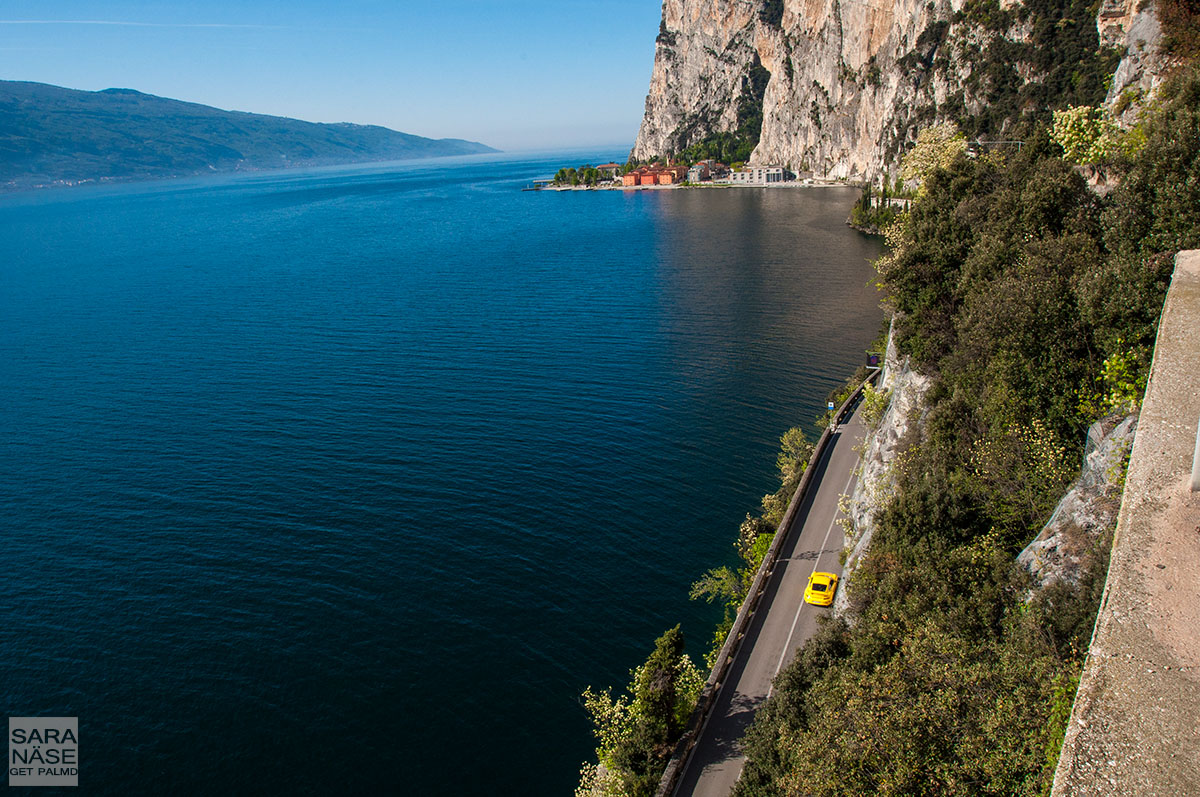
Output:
[{"xmin": 727, "ymin": 166, "xmax": 786, "ymax": 185}]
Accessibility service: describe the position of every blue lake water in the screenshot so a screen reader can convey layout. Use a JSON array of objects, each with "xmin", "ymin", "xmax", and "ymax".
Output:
[{"xmin": 0, "ymin": 152, "xmax": 881, "ymax": 794}]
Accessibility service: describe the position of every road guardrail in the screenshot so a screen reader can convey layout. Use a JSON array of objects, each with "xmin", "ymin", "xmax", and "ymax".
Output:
[{"xmin": 655, "ymin": 368, "xmax": 881, "ymax": 797}]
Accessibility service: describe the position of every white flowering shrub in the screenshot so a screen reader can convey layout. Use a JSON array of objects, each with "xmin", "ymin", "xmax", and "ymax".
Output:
[
  {"xmin": 1050, "ymin": 105, "xmax": 1145, "ymax": 165},
  {"xmin": 900, "ymin": 123, "xmax": 968, "ymax": 187}
]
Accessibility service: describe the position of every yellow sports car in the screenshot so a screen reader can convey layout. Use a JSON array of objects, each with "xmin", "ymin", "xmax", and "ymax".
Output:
[{"xmin": 803, "ymin": 571, "xmax": 839, "ymax": 606}]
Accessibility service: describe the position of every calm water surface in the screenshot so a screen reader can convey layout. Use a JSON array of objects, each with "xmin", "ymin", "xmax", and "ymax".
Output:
[{"xmin": 0, "ymin": 152, "xmax": 881, "ymax": 794}]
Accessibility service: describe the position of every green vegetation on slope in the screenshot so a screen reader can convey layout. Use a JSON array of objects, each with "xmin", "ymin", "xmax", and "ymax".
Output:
[
  {"xmin": 553, "ymin": 164, "xmax": 606, "ymax": 186},
  {"xmin": 939, "ymin": 0, "xmax": 1120, "ymax": 140},
  {"xmin": 672, "ymin": 58, "xmax": 772, "ymax": 165},
  {"xmin": 577, "ymin": 626, "xmax": 704, "ymax": 797},
  {"xmin": 576, "ymin": 425, "xmax": 818, "ymax": 796},
  {"xmin": 732, "ymin": 64, "xmax": 1200, "ymax": 797},
  {"xmin": 869, "ymin": 0, "xmax": 1121, "ymax": 165},
  {"xmin": 1159, "ymin": 0, "xmax": 1200, "ymax": 61},
  {"xmin": 849, "ymin": 177, "xmax": 916, "ymax": 234}
]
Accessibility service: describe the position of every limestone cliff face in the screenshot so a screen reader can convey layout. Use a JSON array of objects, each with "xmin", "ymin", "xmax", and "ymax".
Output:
[
  {"xmin": 633, "ymin": 0, "xmax": 974, "ymax": 178},
  {"xmin": 751, "ymin": 0, "xmax": 962, "ymax": 179},
  {"xmin": 1099, "ymin": 0, "xmax": 1168, "ymax": 122},
  {"xmin": 632, "ymin": 0, "xmax": 1167, "ymax": 179},
  {"xmin": 633, "ymin": 1, "xmax": 760, "ymax": 162}
]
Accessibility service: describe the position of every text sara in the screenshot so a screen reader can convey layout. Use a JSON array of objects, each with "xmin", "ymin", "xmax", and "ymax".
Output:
[{"xmin": 11, "ymin": 727, "xmax": 77, "ymax": 745}]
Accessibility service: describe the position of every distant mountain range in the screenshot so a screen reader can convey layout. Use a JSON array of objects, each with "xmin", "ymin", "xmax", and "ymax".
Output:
[{"xmin": 0, "ymin": 80, "xmax": 498, "ymax": 190}]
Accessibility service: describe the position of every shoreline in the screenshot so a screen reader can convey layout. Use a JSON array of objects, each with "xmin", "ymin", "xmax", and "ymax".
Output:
[{"xmin": 533, "ymin": 179, "xmax": 863, "ymax": 192}]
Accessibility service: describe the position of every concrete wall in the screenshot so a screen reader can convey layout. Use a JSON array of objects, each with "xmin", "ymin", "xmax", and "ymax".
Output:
[{"xmin": 1052, "ymin": 250, "xmax": 1200, "ymax": 795}]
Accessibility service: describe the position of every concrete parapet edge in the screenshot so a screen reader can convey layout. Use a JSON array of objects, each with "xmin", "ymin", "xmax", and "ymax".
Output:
[
  {"xmin": 654, "ymin": 370, "xmax": 879, "ymax": 797},
  {"xmin": 1051, "ymin": 250, "xmax": 1200, "ymax": 795}
]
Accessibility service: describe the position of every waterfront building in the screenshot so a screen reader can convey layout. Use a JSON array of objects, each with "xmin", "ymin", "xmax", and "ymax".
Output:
[
  {"xmin": 729, "ymin": 166, "xmax": 787, "ymax": 185},
  {"xmin": 656, "ymin": 165, "xmax": 686, "ymax": 185}
]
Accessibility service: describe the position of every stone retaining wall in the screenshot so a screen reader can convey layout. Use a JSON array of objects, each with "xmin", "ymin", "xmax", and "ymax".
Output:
[{"xmin": 1051, "ymin": 250, "xmax": 1200, "ymax": 795}]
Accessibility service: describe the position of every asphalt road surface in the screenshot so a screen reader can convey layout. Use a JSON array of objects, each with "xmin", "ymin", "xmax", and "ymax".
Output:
[{"xmin": 674, "ymin": 402, "xmax": 866, "ymax": 797}]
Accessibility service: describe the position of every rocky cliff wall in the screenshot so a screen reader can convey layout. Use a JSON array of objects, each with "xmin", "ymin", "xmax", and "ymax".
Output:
[
  {"xmin": 834, "ymin": 328, "xmax": 932, "ymax": 615},
  {"xmin": 833, "ymin": 334, "xmax": 1135, "ymax": 614},
  {"xmin": 1018, "ymin": 413, "xmax": 1137, "ymax": 588},
  {"xmin": 633, "ymin": 0, "xmax": 1166, "ymax": 180}
]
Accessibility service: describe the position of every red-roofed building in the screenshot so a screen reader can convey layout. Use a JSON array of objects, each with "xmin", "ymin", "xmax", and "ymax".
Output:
[
  {"xmin": 620, "ymin": 165, "xmax": 686, "ymax": 187},
  {"xmin": 656, "ymin": 165, "xmax": 687, "ymax": 185}
]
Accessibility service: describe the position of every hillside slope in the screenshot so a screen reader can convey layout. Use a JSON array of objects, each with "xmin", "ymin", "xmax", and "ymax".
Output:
[
  {"xmin": 730, "ymin": 63, "xmax": 1200, "ymax": 797},
  {"xmin": 0, "ymin": 81, "xmax": 496, "ymax": 189}
]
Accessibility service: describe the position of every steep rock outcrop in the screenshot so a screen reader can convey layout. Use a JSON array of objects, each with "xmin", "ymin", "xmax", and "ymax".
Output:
[
  {"xmin": 633, "ymin": 0, "xmax": 1166, "ymax": 179},
  {"xmin": 634, "ymin": 0, "xmax": 954, "ymax": 177},
  {"xmin": 1018, "ymin": 413, "xmax": 1137, "ymax": 587},
  {"xmin": 1099, "ymin": 0, "xmax": 1167, "ymax": 123},
  {"xmin": 834, "ymin": 330, "xmax": 933, "ymax": 615},
  {"xmin": 633, "ymin": 1, "xmax": 760, "ymax": 161}
]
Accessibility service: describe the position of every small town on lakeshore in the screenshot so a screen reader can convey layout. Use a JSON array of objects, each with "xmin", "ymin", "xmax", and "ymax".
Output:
[
  {"xmin": 533, "ymin": 156, "xmax": 920, "ymax": 235},
  {"xmin": 531, "ymin": 158, "xmax": 832, "ymax": 190}
]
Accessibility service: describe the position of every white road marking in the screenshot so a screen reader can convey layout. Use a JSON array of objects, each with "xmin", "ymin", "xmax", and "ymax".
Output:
[{"xmin": 767, "ymin": 466, "xmax": 856, "ymax": 696}]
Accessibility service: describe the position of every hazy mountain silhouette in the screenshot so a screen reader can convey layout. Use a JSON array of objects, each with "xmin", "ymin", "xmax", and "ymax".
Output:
[{"xmin": 0, "ymin": 80, "xmax": 497, "ymax": 189}]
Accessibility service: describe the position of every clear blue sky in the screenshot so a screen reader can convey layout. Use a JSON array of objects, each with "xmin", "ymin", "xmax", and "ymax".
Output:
[{"xmin": 0, "ymin": 0, "xmax": 663, "ymax": 151}]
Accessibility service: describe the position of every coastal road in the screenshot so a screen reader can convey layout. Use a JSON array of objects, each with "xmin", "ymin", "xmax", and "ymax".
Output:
[{"xmin": 673, "ymin": 401, "xmax": 866, "ymax": 797}]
